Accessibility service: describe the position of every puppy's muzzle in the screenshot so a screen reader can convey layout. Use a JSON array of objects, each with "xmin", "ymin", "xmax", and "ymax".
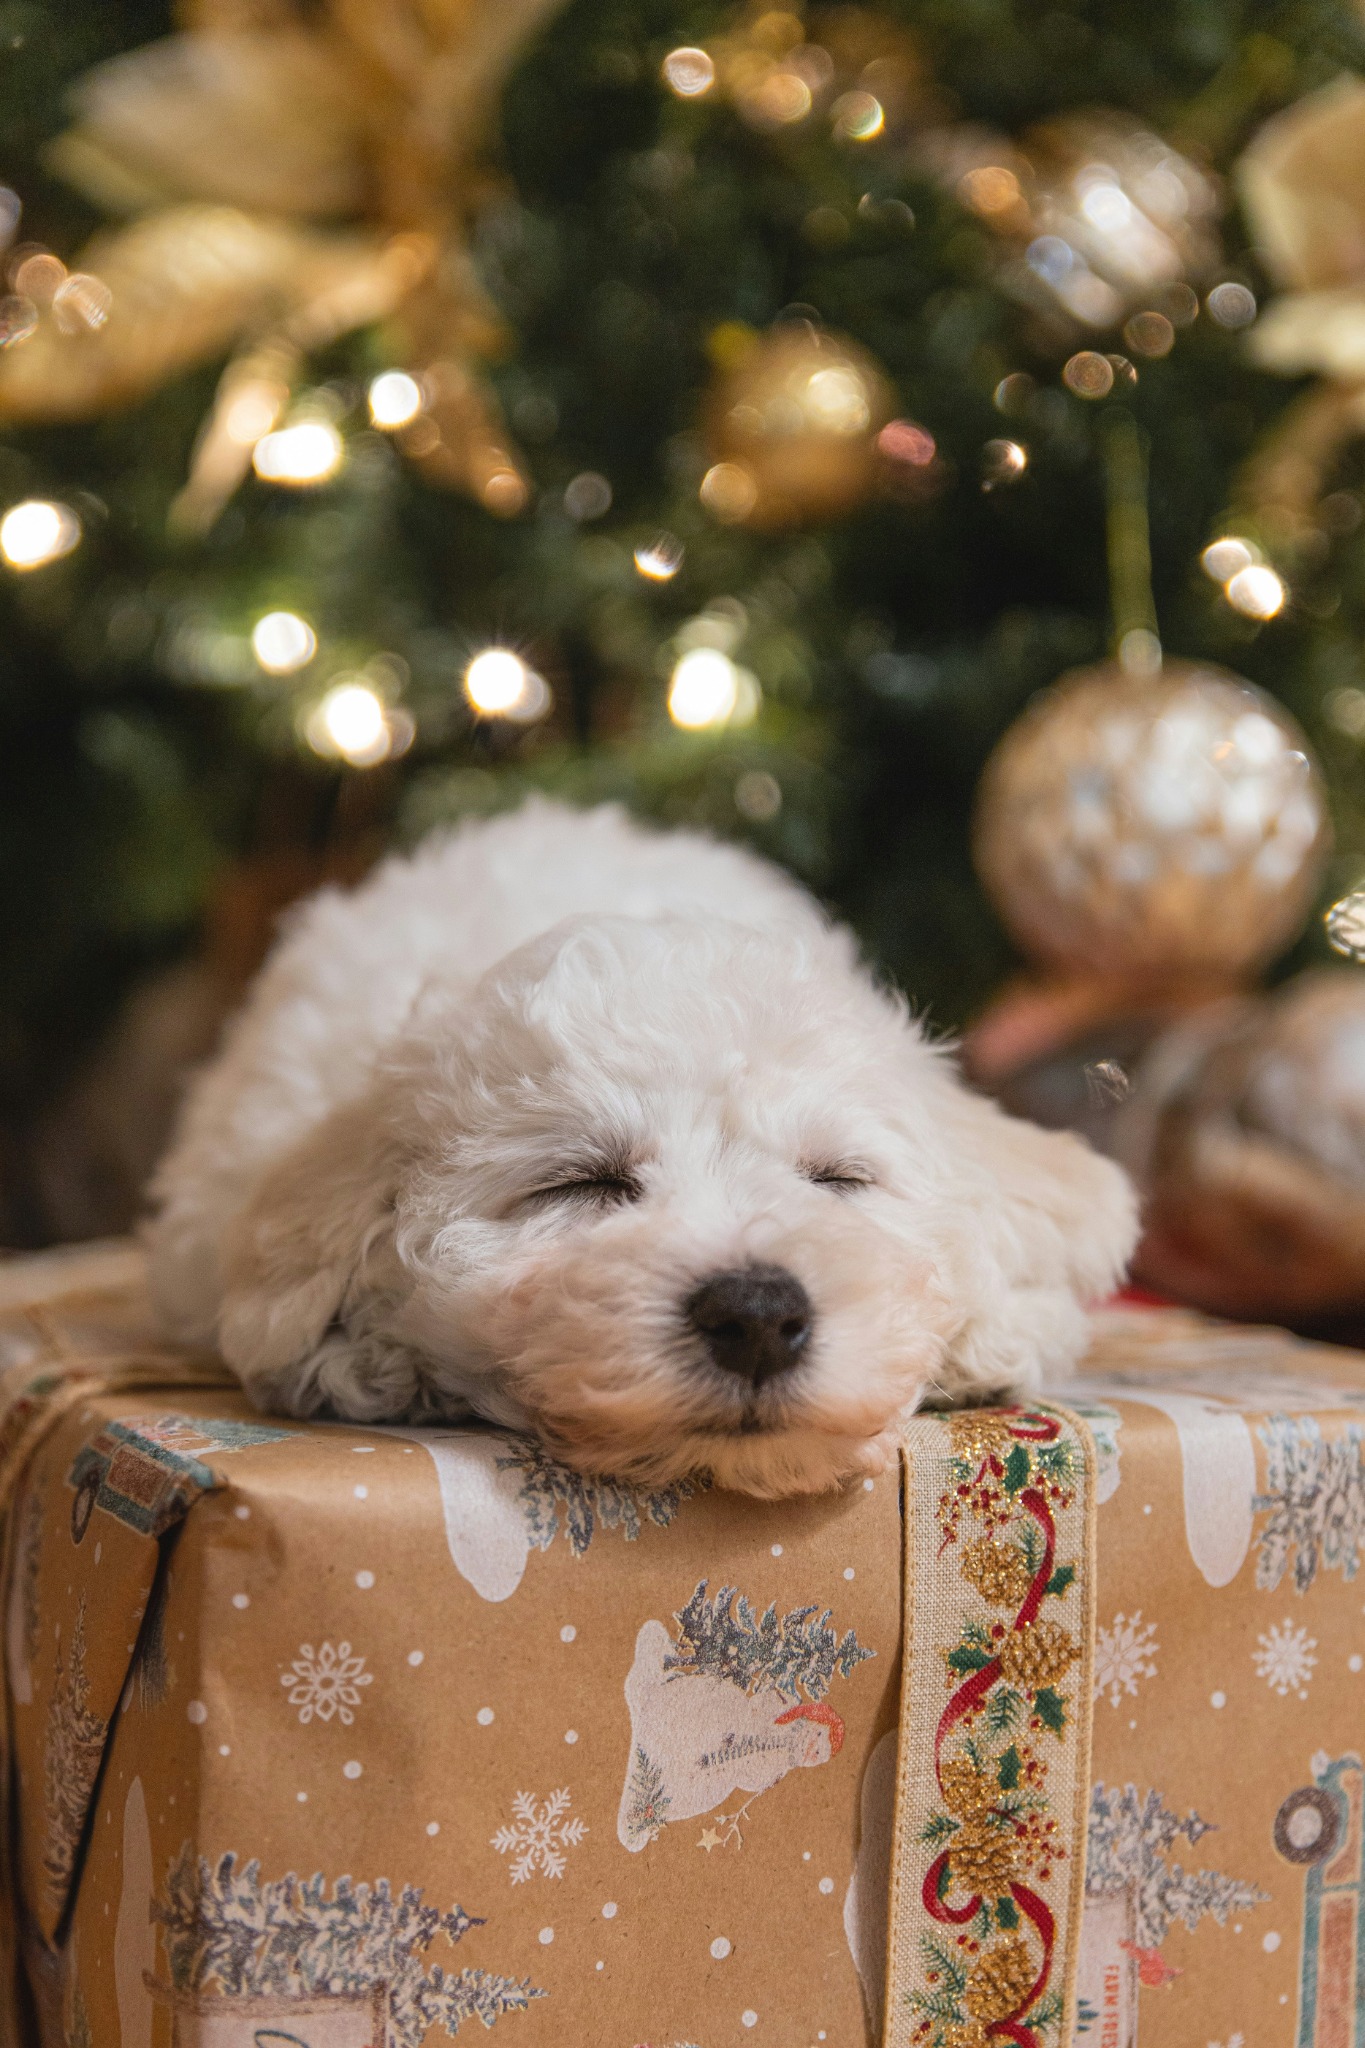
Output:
[{"xmin": 685, "ymin": 1264, "xmax": 812, "ymax": 1387}]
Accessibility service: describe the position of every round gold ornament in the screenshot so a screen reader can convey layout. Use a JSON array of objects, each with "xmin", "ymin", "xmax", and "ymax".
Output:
[
  {"xmin": 703, "ymin": 324, "xmax": 893, "ymax": 527},
  {"xmin": 973, "ymin": 660, "xmax": 1330, "ymax": 981}
]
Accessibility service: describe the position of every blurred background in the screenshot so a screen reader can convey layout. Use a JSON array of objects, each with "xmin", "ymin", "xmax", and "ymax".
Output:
[{"xmin": 5, "ymin": 0, "xmax": 1365, "ymax": 1335}]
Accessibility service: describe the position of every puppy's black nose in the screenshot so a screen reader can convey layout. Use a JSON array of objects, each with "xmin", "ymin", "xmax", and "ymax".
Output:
[{"xmin": 685, "ymin": 1265, "xmax": 813, "ymax": 1386}]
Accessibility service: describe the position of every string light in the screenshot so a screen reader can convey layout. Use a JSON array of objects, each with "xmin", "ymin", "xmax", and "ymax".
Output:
[
  {"xmin": 662, "ymin": 47, "xmax": 715, "ymax": 97},
  {"xmin": 1225, "ymin": 563, "xmax": 1286, "ymax": 619},
  {"xmin": 0, "ymin": 499, "xmax": 80, "ymax": 570},
  {"xmin": 368, "ymin": 371, "xmax": 423, "ymax": 430},
  {"xmin": 465, "ymin": 648, "xmax": 530, "ymax": 715},
  {"xmin": 668, "ymin": 647, "xmax": 741, "ymax": 729},
  {"xmin": 634, "ymin": 533, "xmax": 684, "ymax": 580},
  {"xmin": 251, "ymin": 611, "xmax": 316, "ymax": 675},
  {"xmin": 253, "ymin": 420, "xmax": 344, "ymax": 486},
  {"xmin": 305, "ymin": 682, "xmax": 397, "ymax": 766}
]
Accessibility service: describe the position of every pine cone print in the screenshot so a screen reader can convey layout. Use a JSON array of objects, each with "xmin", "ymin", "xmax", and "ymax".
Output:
[
  {"xmin": 944, "ymin": 2024, "xmax": 992, "ymax": 2048},
  {"xmin": 997, "ymin": 1618, "xmax": 1078, "ymax": 1689},
  {"xmin": 964, "ymin": 1933, "xmax": 1036, "ymax": 2021},
  {"xmin": 949, "ymin": 1817, "xmax": 1019, "ymax": 1894},
  {"xmin": 940, "ymin": 1755, "xmax": 997, "ymax": 1819},
  {"xmin": 946, "ymin": 1412, "xmax": 1018, "ymax": 1462},
  {"xmin": 960, "ymin": 1535, "xmax": 1033, "ymax": 1607}
]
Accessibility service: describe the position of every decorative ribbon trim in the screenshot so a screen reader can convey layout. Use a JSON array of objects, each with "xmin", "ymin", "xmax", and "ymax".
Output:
[{"xmin": 883, "ymin": 1404, "xmax": 1097, "ymax": 2048}]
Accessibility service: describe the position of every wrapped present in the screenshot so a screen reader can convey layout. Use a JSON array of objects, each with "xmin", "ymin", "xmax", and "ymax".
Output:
[{"xmin": 2, "ymin": 1244, "xmax": 1364, "ymax": 2048}]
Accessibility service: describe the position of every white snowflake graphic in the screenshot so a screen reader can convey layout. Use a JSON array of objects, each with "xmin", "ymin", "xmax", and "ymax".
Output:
[
  {"xmin": 280, "ymin": 1640, "xmax": 374, "ymax": 1725},
  {"xmin": 1253, "ymin": 1618, "xmax": 1318, "ymax": 1700},
  {"xmin": 491, "ymin": 1789, "xmax": 588, "ymax": 1883},
  {"xmin": 1094, "ymin": 1610, "xmax": 1159, "ymax": 1708},
  {"xmin": 1208, "ymin": 2035, "xmax": 1245, "ymax": 2048}
]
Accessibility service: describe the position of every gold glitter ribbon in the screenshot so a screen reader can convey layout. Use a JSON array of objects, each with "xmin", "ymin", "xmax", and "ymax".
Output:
[{"xmin": 883, "ymin": 1403, "xmax": 1097, "ymax": 2048}]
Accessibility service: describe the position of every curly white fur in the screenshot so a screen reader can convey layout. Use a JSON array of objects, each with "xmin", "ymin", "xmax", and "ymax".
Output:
[{"xmin": 146, "ymin": 800, "xmax": 1137, "ymax": 1496}]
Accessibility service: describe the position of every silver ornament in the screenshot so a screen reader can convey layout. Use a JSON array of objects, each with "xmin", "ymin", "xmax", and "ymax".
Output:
[{"xmin": 974, "ymin": 658, "xmax": 1330, "ymax": 979}]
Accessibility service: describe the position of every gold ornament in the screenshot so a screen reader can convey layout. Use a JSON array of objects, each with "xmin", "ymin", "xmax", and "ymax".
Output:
[
  {"xmin": 703, "ymin": 322, "xmax": 893, "ymax": 528},
  {"xmin": 960, "ymin": 1535, "xmax": 1034, "ymax": 1609},
  {"xmin": 1119, "ymin": 970, "xmax": 1365, "ymax": 1320},
  {"xmin": 964, "ymin": 1934, "xmax": 1036, "ymax": 2022},
  {"xmin": 995, "ymin": 1618, "xmax": 1078, "ymax": 1690},
  {"xmin": 974, "ymin": 660, "xmax": 1330, "ymax": 982},
  {"xmin": 949, "ymin": 1817, "xmax": 1019, "ymax": 1895},
  {"xmin": 0, "ymin": 0, "xmax": 572, "ymax": 526}
]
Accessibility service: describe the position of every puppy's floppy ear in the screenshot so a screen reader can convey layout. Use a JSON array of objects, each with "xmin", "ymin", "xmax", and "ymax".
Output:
[
  {"xmin": 931, "ymin": 1073, "xmax": 1140, "ymax": 1401},
  {"xmin": 217, "ymin": 1087, "xmax": 408, "ymax": 1404}
]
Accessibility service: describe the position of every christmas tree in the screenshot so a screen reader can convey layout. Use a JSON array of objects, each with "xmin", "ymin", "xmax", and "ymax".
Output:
[{"xmin": 3, "ymin": 0, "xmax": 1365, "ymax": 1245}]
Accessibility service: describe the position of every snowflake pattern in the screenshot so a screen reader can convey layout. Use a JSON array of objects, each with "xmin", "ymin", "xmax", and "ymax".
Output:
[
  {"xmin": 491, "ymin": 1789, "xmax": 588, "ymax": 1883},
  {"xmin": 1208, "ymin": 2035, "xmax": 1245, "ymax": 2048},
  {"xmin": 280, "ymin": 1641, "xmax": 374, "ymax": 1726},
  {"xmin": 1094, "ymin": 1611, "xmax": 1159, "ymax": 1708},
  {"xmin": 1253, "ymin": 1618, "xmax": 1318, "ymax": 1699}
]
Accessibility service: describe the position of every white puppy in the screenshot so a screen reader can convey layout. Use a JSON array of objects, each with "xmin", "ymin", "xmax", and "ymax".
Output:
[{"xmin": 146, "ymin": 800, "xmax": 1137, "ymax": 1497}]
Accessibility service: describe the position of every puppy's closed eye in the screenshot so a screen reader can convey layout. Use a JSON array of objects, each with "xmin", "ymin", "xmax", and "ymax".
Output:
[
  {"xmin": 802, "ymin": 1163, "xmax": 875, "ymax": 1194},
  {"xmin": 525, "ymin": 1169, "xmax": 643, "ymax": 1211}
]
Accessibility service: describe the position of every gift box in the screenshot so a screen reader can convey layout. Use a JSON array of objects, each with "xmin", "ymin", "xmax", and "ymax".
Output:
[{"xmin": 2, "ymin": 1244, "xmax": 1364, "ymax": 2048}]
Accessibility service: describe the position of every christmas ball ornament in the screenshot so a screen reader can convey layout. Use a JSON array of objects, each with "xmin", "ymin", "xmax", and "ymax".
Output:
[
  {"xmin": 703, "ymin": 324, "xmax": 893, "ymax": 527},
  {"xmin": 1117, "ymin": 971, "xmax": 1365, "ymax": 1319},
  {"xmin": 973, "ymin": 659, "xmax": 1329, "ymax": 980}
]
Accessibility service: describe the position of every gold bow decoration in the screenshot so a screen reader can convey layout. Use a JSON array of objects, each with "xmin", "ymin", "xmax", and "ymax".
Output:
[
  {"xmin": 0, "ymin": 0, "xmax": 572, "ymax": 530},
  {"xmin": 1236, "ymin": 73, "xmax": 1365, "ymax": 529}
]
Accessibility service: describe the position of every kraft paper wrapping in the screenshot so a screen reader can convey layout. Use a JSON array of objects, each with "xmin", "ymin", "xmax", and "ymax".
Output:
[{"xmin": 2, "ymin": 1244, "xmax": 1365, "ymax": 2048}]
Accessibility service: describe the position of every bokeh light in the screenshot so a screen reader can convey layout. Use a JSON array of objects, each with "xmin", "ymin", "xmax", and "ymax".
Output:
[
  {"xmin": 253, "ymin": 420, "xmax": 344, "ymax": 486},
  {"xmin": 634, "ymin": 533, "xmax": 684, "ymax": 580},
  {"xmin": 662, "ymin": 47, "xmax": 715, "ymax": 97},
  {"xmin": 1225, "ymin": 564, "xmax": 1286, "ymax": 619},
  {"xmin": 251, "ymin": 611, "xmax": 317, "ymax": 675},
  {"xmin": 1206, "ymin": 282, "xmax": 1257, "ymax": 329},
  {"xmin": 0, "ymin": 499, "xmax": 80, "ymax": 570},
  {"xmin": 1201, "ymin": 537, "xmax": 1257, "ymax": 583},
  {"xmin": 1063, "ymin": 351, "xmax": 1114, "ymax": 399},
  {"xmin": 305, "ymin": 682, "xmax": 396, "ymax": 766},
  {"xmin": 981, "ymin": 439, "xmax": 1027, "ymax": 488},
  {"xmin": 699, "ymin": 462, "xmax": 758, "ymax": 522},
  {"xmin": 368, "ymin": 371, "xmax": 423, "ymax": 430},
  {"xmin": 465, "ymin": 648, "xmax": 530, "ymax": 716},
  {"xmin": 877, "ymin": 419, "xmax": 936, "ymax": 466},
  {"xmin": 832, "ymin": 91, "xmax": 884, "ymax": 140},
  {"xmin": 669, "ymin": 647, "xmax": 739, "ymax": 728}
]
